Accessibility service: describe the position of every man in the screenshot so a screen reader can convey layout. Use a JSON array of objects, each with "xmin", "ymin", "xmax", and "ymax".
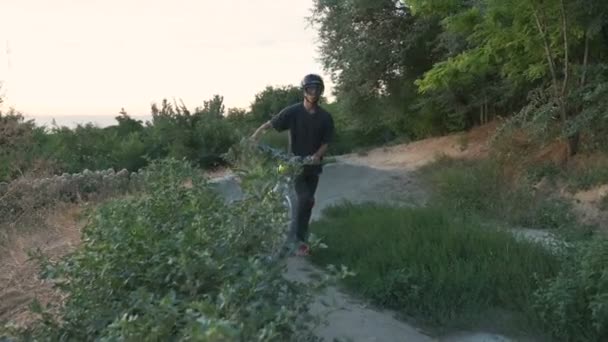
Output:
[{"xmin": 250, "ymin": 74, "xmax": 335, "ymax": 256}]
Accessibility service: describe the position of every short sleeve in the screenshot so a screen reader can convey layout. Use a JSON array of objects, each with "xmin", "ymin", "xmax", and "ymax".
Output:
[
  {"xmin": 270, "ymin": 105, "xmax": 295, "ymax": 132},
  {"xmin": 321, "ymin": 113, "xmax": 335, "ymax": 144}
]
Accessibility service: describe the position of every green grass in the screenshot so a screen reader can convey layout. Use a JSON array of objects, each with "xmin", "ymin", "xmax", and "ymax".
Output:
[
  {"xmin": 310, "ymin": 202, "xmax": 561, "ymax": 336},
  {"xmin": 416, "ymin": 156, "xmax": 579, "ymax": 231},
  {"xmin": 565, "ymin": 165, "xmax": 608, "ymax": 191},
  {"xmin": 523, "ymin": 155, "xmax": 608, "ymax": 193}
]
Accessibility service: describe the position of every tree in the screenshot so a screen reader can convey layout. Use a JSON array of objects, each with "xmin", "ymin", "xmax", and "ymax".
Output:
[
  {"xmin": 113, "ymin": 108, "xmax": 144, "ymax": 136},
  {"xmin": 195, "ymin": 94, "xmax": 225, "ymax": 118},
  {"xmin": 249, "ymin": 85, "xmax": 302, "ymax": 124},
  {"xmin": 309, "ymin": 0, "xmax": 443, "ymax": 136},
  {"xmin": 413, "ymin": 0, "xmax": 608, "ymax": 156},
  {"xmin": 0, "ymin": 109, "xmax": 40, "ymax": 181}
]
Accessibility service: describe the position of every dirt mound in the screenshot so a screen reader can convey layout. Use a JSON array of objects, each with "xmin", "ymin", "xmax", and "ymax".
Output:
[{"xmin": 338, "ymin": 121, "xmax": 497, "ymax": 170}]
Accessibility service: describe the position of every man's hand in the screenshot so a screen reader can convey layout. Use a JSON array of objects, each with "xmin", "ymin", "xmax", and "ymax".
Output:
[{"xmin": 310, "ymin": 144, "xmax": 328, "ymax": 164}]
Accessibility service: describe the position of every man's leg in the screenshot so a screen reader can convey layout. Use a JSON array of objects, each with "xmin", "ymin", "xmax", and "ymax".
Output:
[{"xmin": 294, "ymin": 172, "xmax": 319, "ymax": 243}]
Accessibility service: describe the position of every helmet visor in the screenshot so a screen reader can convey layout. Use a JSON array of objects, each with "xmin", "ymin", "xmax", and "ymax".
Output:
[{"xmin": 304, "ymin": 84, "xmax": 322, "ymax": 97}]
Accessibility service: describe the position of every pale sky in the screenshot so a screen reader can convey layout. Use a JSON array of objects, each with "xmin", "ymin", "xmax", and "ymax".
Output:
[{"xmin": 0, "ymin": 0, "xmax": 332, "ymax": 119}]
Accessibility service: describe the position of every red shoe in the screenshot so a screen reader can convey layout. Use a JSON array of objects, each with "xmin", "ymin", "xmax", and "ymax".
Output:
[{"xmin": 295, "ymin": 243, "xmax": 311, "ymax": 257}]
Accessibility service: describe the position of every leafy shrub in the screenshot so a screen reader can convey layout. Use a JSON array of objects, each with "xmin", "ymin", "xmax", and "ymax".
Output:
[
  {"xmin": 0, "ymin": 110, "xmax": 44, "ymax": 182},
  {"xmin": 418, "ymin": 156, "xmax": 578, "ymax": 230},
  {"xmin": 39, "ymin": 123, "xmax": 125, "ymax": 174},
  {"xmin": 0, "ymin": 168, "xmax": 142, "ymax": 226},
  {"xmin": 1, "ymin": 96, "xmax": 244, "ymax": 183},
  {"xmin": 192, "ymin": 116, "xmax": 240, "ymax": 168},
  {"xmin": 111, "ymin": 131, "xmax": 148, "ymax": 171},
  {"xmin": 563, "ymin": 157, "xmax": 608, "ymax": 191},
  {"xmin": 533, "ymin": 237, "xmax": 608, "ymax": 341},
  {"xmin": 4, "ymin": 158, "xmax": 328, "ymax": 341}
]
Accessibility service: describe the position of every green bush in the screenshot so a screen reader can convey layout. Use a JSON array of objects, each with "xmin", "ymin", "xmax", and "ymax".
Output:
[
  {"xmin": 564, "ymin": 161, "xmax": 608, "ymax": 191},
  {"xmin": 1, "ymin": 96, "xmax": 247, "ymax": 183},
  {"xmin": 0, "ymin": 168, "xmax": 140, "ymax": 231},
  {"xmin": 534, "ymin": 237, "xmax": 608, "ymax": 341},
  {"xmin": 418, "ymin": 157, "xmax": 578, "ymax": 230},
  {"xmin": 1, "ymin": 90, "xmax": 400, "ymax": 182},
  {"xmin": 0, "ymin": 111, "xmax": 44, "ymax": 182},
  {"xmin": 40, "ymin": 123, "xmax": 124, "ymax": 173},
  {"xmin": 192, "ymin": 116, "xmax": 240, "ymax": 167},
  {"xmin": 259, "ymin": 130, "xmax": 289, "ymax": 152},
  {"xmin": 8, "ymin": 159, "xmax": 321, "ymax": 341},
  {"xmin": 111, "ymin": 131, "xmax": 148, "ymax": 171},
  {"xmin": 310, "ymin": 203, "xmax": 560, "ymax": 331}
]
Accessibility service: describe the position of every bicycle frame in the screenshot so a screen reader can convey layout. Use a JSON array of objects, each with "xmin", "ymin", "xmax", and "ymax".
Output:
[{"xmin": 255, "ymin": 143, "xmax": 315, "ymax": 258}]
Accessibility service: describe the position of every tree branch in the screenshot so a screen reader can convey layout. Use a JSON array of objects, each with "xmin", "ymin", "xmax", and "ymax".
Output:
[
  {"xmin": 581, "ymin": 29, "xmax": 590, "ymax": 87},
  {"xmin": 532, "ymin": 7, "xmax": 559, "ymax": 96},
  {"xmin": 560, "ymin": 0, "xmax": 569, "ymax": 97}
]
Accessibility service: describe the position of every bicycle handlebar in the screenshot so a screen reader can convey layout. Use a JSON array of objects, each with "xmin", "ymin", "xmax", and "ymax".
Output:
[{"xmin": 255, "ymin": 143, "xmax": 317, "ymax": 166}]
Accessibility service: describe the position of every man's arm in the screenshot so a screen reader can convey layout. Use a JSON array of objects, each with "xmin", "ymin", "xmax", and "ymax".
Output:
[
  {"xmin": 252, "ymin": 106, "xmax": 293, "ymax": 141},
  {"xmin": 312, "ymin": 114, "xmax": 334, "ymax": 162},
  {"xmin": 250, "ymin": 120, "xmax": 272, "ymax": 141},
  {"xmin": 312, "ymin": 144, "xmax": 329, "ymax": 163}
]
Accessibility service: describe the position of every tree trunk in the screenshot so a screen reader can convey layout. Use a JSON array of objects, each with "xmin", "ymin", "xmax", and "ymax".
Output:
[
  {"xmin": 532, "ymin": 7, "xmax": 560, "ymax": 99},
  {"xmin": 560, "ymin": 0, "xmax": 569, "ymax": 98},
  {"xmin": 558, "ymin": 0, "xmax": 572, "ymax": 130},
  {"xmin": 567, "ymin": 28, "xmax": 591, "ymax": 157},
  {"xmin": 568, "ymin": 133, "xmax": 580, "ymax": 156},
  {"xmin": 484, "ymin": 101, "xmax": 489, "ymax": 123},
  {"xmin": 581, "ymin": 30, "xmax": 590, "ymax": 87}
]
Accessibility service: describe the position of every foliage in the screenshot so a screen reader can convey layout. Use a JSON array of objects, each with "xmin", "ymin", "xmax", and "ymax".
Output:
[
  {"xmin": 2, "ymin": 84, "xmax": 382, "ymax": 185},
  {"xmin": 564, "ymin": 158, "xmax": 608, "ymax": 191},
  {"xmin": 310, "ymin": 0, "xmax": 444, "ymax": 137},
  {"xmin": 37, "ymin": 123, "xmax": 140, "ymax": 174},
  {"xmin": 144, "ymin": 97, "xmax": 240, "ymax": 168},
  {"xmin": 249, "ymin": 86, "xmax": 303, "ymax": 125},
  {"xmin": 3, "ymin": 158, "xmax": 332, "ymax": 341},
  {"xmin": 0, "ymin": 168, "xmax": 140, "ymax": 227},
  {"xmin": 0, "ymin": 95, "xmax": 245, "ymax": 183},
  {"xmin": 310, "ymin": 202, "xmax": 560, "ymax": 333},
  {"xmin": 534, "ymin": 236, "xmax": 608, "ymax": 341},
  {"xmin": 0, "ymin": 110, "xmax": 48, "ymax": 182},
  {"xmin": 417, "ymin": 156, "xmax": 579, "ymax": 230},
  {"xmin": 413, "ymin": 0, "xmax": 608, "ymax": 153},
  {"xmin": 308, "ymin": 0, "xmax": 608, "ymax": 151}
]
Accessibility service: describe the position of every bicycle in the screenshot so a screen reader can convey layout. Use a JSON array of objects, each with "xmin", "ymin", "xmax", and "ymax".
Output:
[
  {"xmin": 253, "ymin": 143, "xmax": 317, "ymax": 259},
  {"xmin": 222, "ymin": 139, "xmax": 328, "ymax": 260}
]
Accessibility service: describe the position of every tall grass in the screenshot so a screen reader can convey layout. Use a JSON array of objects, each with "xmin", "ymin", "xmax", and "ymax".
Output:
[
  {"xmin": 310, "ymin": 202, "xmax": 560, "ymax": 334},
  {"xmin": 416, "ymin": 156, "xmax": 579, "ymax": 231}
]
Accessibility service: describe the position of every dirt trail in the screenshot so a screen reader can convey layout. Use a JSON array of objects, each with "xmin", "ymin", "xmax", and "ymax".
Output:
[
  {"xmin": 207, "ymin": 125, "xmax": 516, "ymax": 342},
  {"xmin": 283, "ymin": 162, "xmax": 514, "ymax": 342},
  {"xmin": 280, "ymin": 124, "xmax": 521, "ymax": 341}
]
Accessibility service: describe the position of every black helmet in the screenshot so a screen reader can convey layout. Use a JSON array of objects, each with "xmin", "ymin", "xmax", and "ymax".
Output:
[{"xmin": 301, "ymin": 74, "xmax": 325, "ymax": 95}]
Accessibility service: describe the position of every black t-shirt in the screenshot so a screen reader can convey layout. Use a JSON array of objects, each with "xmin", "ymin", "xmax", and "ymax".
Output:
[{"xmin": 270, "ymin": 102, "xmax": 334, "ymax": 174}]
